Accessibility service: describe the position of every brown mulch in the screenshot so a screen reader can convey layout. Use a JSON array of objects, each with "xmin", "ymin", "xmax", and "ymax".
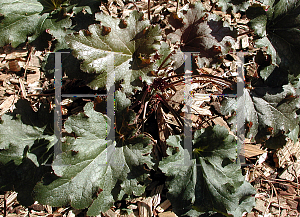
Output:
[{"xmin": 1, "ymin": 0, "xmax": 300, "ymax": 216}]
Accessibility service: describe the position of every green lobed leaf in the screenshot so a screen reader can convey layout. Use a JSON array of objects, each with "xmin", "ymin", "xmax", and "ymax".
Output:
[
  {"xmin": 65, "ymin": 11, "xmax": 165, "ymax": 94},
  {"xmin": 0, "ymin": 0, "xmax": 44, "ymax": 47},
  {"xmin": 159, "ymin": 135, "xmax": 197, "ymax": 215},
  {"xmin": 34, "ymin": 101, "xmax": 154, "ymax": 215},
  {"xmin": 192, "ymin": 125, "xmax": 255, "ymax": 216},
  {"xmin": 155, "ymin": 41, "xmax": 173, "ymax": 71},
  {"xmin": 43, "ymin": 15, "xmax": 73, "ymax": 51},
  {"xmin": 167, "ymin": 2, "xmax": 237, "ymax": 69},
  {"xmin": 0, "ymin": 0, "xmax": 73, "ymax": 49},
  {"xmin": 221, "ymin": 85, "xmax": 300, "ymax": 145},
  {"xmin": 42, "ymin": 50, "xmax": 99, "ymax": 80},
  {"xmin": 115, "ymin": 91, "xmax": 131, "ymax": 113},
  {"xmin": 159, "ymin": 125, "xmax": 255, "ymax": 216},
  {"xmin": 0, "ymin": 106, "xmax": 56, "ymax": 166},
  {"xmin": 246, "ymin": 0, "xmax": 300, "ymax": 77},
  {"xmin": 214, "ymin": 0, "xmax": 250, "ymax": 13},
  {"xmin": 246, "ymin": 4, "xmax": 268, "ymax": 37}
]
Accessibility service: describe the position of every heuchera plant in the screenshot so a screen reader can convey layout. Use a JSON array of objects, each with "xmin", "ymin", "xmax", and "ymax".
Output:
[{"xmin": 0, "ymin": 0, "xmax": 300, "ymax": 216}]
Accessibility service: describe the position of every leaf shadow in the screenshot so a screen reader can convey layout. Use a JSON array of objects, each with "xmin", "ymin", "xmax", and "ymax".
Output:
[
  {"xmin": 10, "ymin": 99, "xmax": 54, "ymax": 134},
  {"xmin": 0, "ymin": 158, "xmax": 53, "ymax": 206},
  {"xmin": 207, "ymin": 20, "xmax": 236, "ymax": 42}
]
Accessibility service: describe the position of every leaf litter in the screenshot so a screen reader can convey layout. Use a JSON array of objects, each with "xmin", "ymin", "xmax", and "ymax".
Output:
[{"xmin": 0, "ymin": 0, "xmax": 300, "ymax": 216}]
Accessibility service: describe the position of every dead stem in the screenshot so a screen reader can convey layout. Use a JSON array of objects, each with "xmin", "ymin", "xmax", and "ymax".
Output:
[{"xmin": 148, "ymin": 0, "xmax": 151, "ymax": 20}]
